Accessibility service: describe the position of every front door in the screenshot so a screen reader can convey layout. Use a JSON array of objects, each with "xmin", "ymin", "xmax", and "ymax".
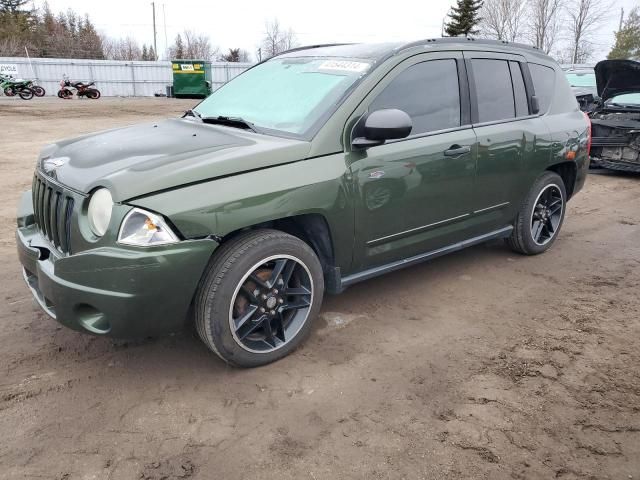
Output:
[{"xmin": 347, "ymin": 53, "xmax": 478, "ymax": 271}]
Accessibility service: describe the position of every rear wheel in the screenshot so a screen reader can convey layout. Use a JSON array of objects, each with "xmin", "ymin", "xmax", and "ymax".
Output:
[
  {"xmin": 507, "ymin": 171, "xmax": 566, "ymax": 255},
  {"xmin": 4, "ymin": 87, "xmax": 15, "ymax": 96},
  {"xmin": 195, "ymin": 229, "xmax": 324, "ymax": 367},
  {"xmin": 87, "ymin": 88, "xmax": 101, "ymax": 99},
  {"xmin": 32, "ymin": 85, "xmax": 45, "ymax": 97}
]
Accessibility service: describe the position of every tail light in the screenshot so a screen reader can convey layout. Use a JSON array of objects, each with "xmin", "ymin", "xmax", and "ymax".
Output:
[{"xmin": 583, "ymin": 111, "xmax": 592, "ymax": 156}]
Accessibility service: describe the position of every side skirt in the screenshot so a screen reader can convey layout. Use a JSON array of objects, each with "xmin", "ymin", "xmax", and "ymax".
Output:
[{"xmin": 338, "ymin": 226, "xmax": 513, "ymax": 291}]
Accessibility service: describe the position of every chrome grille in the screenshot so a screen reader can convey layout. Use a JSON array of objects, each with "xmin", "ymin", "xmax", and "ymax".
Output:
[{"xmin": 32, "ymin": 174, "xmax": 74, "ymax": 254}]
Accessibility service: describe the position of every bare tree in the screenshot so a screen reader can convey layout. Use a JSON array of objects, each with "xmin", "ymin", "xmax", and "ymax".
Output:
[
  {"xmin": 102, "ymin": 35, "xmax": 142, "ymax": 61},
  {"xmin": 565, "ymin": 0, "xmax": 608, "ymax": 63},
  {"xmin": 480, "ymin": 0, "xmax": 527, "ymax": 41},
  {"xmin": 168, "ymin": 30, "xmax": 218, "ymax": 60},
  {"xmin": 527, "ymin": 0, "xmax": 564, "ymax": 53},
  {"xmin": 261, "ymin": 19, "xmax": 297, "ymax": 58}
]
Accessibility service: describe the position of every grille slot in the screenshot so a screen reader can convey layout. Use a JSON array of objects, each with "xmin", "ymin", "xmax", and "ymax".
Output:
[{"xmin": 32, "ymin": 175, "xmax": 74, "ymax": 254}]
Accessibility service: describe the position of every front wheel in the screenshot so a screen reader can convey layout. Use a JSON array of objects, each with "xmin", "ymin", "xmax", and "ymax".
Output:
[
  {"xmin": 507, "ymin": 171, "xmax": 566, "ymax": 255},
  {"xmin": 4, "ymin": 87, "xmax": 15, "ymax": 96},
  {"xmin": 32, "ymin": 85, "xmax": 45, "ymax": 97},
  {"xmin": 18, "ymin": 88, "xmax": 34, "ymax": 100},
  {"xmin": 195, "ymin": 230, "xmax": 324, "ymax": 367}
]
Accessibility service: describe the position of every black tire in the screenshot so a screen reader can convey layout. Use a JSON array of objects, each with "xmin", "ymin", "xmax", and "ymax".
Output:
[
  {"xmin": 18, "ymin": 88, "xmax": 34, "ymax": 100},
  {"xmin": 195, "ymin": 229, "xmax": 324, "ymax": 367},
  {"xmin": 507, "ymin": 171, "xmax": 567, "ymax": 255},
  {"xmin": 57, "ymin": 89, "xmax": 64, "ymax": 98},
  {"xmin": 4, "ymin": 87, "xmax": 15, "ymax": 96},
  {"xmin": 87, "ymin": 89, "xmax": 101, "ymax": 99},
  {"xmin": 32, "ymin": 85, "xmax": 45, "ymax": 97}
]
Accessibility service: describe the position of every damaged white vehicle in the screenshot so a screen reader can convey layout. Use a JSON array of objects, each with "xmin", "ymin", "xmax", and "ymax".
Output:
[{"xmin": 589, "ymin": 59, "xmax": 640, "ymax": 173}]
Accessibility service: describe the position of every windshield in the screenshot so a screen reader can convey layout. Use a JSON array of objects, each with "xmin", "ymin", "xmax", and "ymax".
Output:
[
  {"xmin": 565, "ymin": 71, "xmax": 596, "ymax": 87},
  {"xmin": 607, "ymin": 93, "xmax": 640, "ymax": 106},
  {"xmin": 194, "ymin": 57, "xmax": 371, "ymax": 137}
]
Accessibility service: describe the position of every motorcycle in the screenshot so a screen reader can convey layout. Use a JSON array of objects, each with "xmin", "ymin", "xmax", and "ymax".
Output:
[
  {"xmin": 58, "ymin": 76, "xmax": 101, "ymax": 99},
  {"xmin": 0, "ymin": 75, "xmax": 34, "ymax": 100},
  {"xmin": 25, "ymin": 80, "xmax": 45, "ymax": 97}
]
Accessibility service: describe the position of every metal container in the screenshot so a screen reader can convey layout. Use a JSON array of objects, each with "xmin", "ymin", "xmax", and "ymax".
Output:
[{"xmin": 171, "ymin": 60, "xmax": 212, "ymax": 98}]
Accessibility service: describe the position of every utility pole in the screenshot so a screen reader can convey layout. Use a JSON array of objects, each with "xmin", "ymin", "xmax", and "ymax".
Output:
[
  {"xmin": 151, "ymin": 2, "xmax": 158, "ymax": 60},
  {"xmin": 163, "ymin": 4, "xmax": 168, "ymax": 59},
  {"xmin": 618, "ymin": 7, "xmax": 624, "ymax": 32}
]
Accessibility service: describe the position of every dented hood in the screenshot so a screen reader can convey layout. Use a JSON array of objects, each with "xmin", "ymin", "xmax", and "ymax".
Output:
[
  {"xmin": 595, "ymin": 59, "xmax": 640, "ymax": 101},
  {"xmin": 37, "ymin": 118, "xmax": 311, "ymax": 202}
]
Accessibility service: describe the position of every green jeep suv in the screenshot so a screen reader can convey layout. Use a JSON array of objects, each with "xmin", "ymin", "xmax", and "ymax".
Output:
[{"xmin": 16, "ymin": 39, "xmax": 590, "ymax": 367}]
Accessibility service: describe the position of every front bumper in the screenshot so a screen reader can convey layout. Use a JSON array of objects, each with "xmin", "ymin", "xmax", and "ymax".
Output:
[{"xmin": 16, "ymin": 192, "xmax": 217, "ymax": 338}]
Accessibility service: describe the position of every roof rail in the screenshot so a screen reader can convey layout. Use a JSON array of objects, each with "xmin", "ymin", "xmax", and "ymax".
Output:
[
  {"xmin": 398, "ymin": 37, "xmax": 540, "ymax": 52},
  {"xmin": 272, "ymin": 43, "xmax": 355, "ymax": 58}
]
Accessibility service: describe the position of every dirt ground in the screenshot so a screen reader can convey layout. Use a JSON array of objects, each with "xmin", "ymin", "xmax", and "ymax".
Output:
[{"xmin": 1, "ymin": 97, "xmax": 639, "ymax": 480}]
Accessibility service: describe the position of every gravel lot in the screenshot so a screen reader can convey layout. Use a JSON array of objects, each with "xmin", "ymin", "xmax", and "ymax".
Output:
[{"xmin": 1, "ymin": 97, "xmax": 639, "ymax": 480}]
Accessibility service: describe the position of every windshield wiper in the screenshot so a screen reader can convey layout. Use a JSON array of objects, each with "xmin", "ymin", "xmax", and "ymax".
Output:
[
  {"xmin": 183, "ymin": 109, "xmax": 202, "ymax": 121},
  {"xmin": 201, "ymin": 115, "xmax": 259, "ymax": 133}
]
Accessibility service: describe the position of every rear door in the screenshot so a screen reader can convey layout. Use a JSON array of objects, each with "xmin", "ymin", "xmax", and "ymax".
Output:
[{"xmin": 464, "ymin": 52, "xmax": 550, "ymax": 232}]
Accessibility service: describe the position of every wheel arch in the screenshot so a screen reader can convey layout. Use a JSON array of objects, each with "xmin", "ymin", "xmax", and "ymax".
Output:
[
  {"xmin": 219, "ymin": 213, "xmax": 342, "ymax": 293},
  {"xmin": 547, "ymin": 161, "xmax": 577, "ymax": 199}
]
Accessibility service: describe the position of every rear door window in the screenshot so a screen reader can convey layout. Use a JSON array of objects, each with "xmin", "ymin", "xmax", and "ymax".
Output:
[
  {"xmin": 528, "ymin": 63, "xmax": 556, "ymax": 113},
  {"xmin": 471, "ymin": 59, "xmax": 515, "ymax": 123},
  {"xmin": 369, "ymin": 59, "xmax": 461, "ymax": 135}
]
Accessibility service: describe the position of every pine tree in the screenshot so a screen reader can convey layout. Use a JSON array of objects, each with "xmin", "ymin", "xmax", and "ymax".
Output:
[
  {"xmin": 142, "ymin": 44, "xmax": 148, "ymax": 60},
  {"xmin": 148, "ymin": 45, "xmax": 156, "ymax": 60},
  {"xmin": 221, "ymin": 48, "xmax": 241, "ymax": 62},
  {"xmin": 445, "ymin": 0, "xmax": 484, "ymax": 37},
  {"xmin": 0, "ymin": 0, "xmax": 30, "ymax": 14},
  {"xmin": 608, "ymin": 7, "xmax": 640, "ymax": 60},
  {"xmin": 172, "ymin": 33, "xmax": 185, "ymax": 59}
]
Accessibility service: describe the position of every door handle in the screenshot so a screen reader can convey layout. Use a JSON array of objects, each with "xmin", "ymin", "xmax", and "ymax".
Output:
[{"xmin": 444, "ymin": 145, "xmax": 471, "ymax": 156}]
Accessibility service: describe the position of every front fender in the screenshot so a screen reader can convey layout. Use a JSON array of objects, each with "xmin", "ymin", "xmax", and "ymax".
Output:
[{"xmin": 129, "ymin": 154, "xmax": 354, "ymax": 270}]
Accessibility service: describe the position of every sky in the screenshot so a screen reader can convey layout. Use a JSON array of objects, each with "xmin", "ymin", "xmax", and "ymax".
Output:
[{"xmin": 35, "ymin": 0, "xmax": 637, "ymax": 62}]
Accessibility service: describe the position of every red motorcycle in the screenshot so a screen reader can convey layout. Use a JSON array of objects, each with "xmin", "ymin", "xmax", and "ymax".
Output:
[{"xmin": 58, "ymin": 75, "xmax": 101, "ymax": 99}]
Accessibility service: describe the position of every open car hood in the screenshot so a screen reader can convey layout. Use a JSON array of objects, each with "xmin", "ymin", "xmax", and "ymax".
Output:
[{"xmin": 595, "ymin": 59, "xmax": 640, "ymax": 101}]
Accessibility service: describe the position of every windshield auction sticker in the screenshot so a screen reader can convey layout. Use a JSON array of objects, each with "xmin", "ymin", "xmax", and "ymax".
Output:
[{"xmin": 317, "ymin": 60, "xmax": 370, "ymax": 73}]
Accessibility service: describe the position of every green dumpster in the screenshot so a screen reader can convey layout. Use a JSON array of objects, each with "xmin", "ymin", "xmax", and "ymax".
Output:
[{"xmin": 171, "ymin": 60, "xmax": 212, "ymax": 98}]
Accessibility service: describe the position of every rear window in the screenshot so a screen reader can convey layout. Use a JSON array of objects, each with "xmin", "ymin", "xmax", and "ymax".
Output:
[{"xmin": 528, "ymin": 63, "xmax": 556, "ymax": 113}]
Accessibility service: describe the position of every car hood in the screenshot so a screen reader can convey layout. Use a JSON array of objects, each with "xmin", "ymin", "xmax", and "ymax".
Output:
[
  {"xmin": 595, "ymin": 59, "xmax": 640, "ymax": 101},
  {"xmin": 38, "ymin": 118, "xmax": 311, "ymax": 201}
]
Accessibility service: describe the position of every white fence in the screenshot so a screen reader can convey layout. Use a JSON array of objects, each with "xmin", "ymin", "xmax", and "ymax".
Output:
[{"xmin": 0, "ymin": 57, "xmax": 252, "ymax": 97}]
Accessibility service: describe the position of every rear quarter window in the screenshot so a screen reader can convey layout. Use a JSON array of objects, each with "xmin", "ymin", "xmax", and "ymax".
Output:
[{"xmin": 528, "ymin": 63, "xmax": 556, "ymax": 113}]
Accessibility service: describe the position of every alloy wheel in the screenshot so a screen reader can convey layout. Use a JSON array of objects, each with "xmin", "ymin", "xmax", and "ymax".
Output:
[
  {"xmin": 228, "ymin": 255, "xmax": 313, "ymax": 353},
  {"xmin": 530, "ymin": 183, "xmax": 564, "ymax": 246}
]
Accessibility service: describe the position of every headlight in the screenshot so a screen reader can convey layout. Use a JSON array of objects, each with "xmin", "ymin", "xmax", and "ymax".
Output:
[
  {"xmin": 118, "ymin": 208, "xmax": 179, "ymax": 246},
  {"xmin": 87, "ymin": 188, "xmax": 113, "ymax": 237}
]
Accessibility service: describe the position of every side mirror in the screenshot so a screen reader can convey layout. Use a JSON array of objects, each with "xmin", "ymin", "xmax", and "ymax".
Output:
[
  {"xmin": 530, "ymin": 95, "xmax": 540, "ymax": 115},
  {"xmin": 352, "ymin": 109, "xmax": 412, "ymax": 149}
]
